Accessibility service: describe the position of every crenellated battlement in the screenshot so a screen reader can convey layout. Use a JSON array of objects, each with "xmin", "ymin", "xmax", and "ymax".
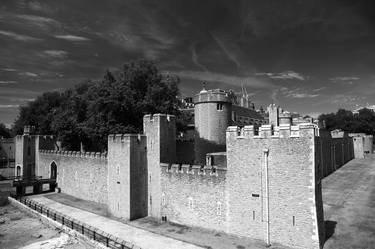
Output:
[
  {"xmin": 160, "ymin": 163, "xmax": 226, "ymax": 177},
  {"xmin": 39, "ymin": 150, "xmax": 107, "ymax": 159},
  {"xmin": 226, "ymin": 123, "xmax": 317, "ymax": 139},
  {"xmin": 108, "ymin": 134, "xmax": 145, "ymax": 143}
]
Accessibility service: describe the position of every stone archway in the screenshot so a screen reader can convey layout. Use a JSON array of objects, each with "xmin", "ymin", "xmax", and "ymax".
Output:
[
  {"xmin": 16, "ymin": 165, "xmax": 21, "ymax": 177},
  {"xmin": 50, "ymin": 162, "xmax": 57, "ymax": 179}
]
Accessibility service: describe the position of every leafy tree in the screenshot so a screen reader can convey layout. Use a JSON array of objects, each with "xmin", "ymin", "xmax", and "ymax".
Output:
[
  {"xmin": 319, "ymin": 108, "xmax": 375, "ymax": 135},
  {"xmin": 14, "ymin": 60, "xmax": 181, "ymax": 151},
  {"xmin": 0, "ymin": 123, "xmax": 12, "ymax": 138},
  {"xmin": 13, "ymin": 92, "xmax": 66, "ymax": 135}
]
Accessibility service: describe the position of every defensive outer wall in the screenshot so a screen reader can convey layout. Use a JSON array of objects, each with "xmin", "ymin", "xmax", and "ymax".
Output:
[{"xmin": 15, "ymin": 114, "xmax": 367, "ymax": 249}]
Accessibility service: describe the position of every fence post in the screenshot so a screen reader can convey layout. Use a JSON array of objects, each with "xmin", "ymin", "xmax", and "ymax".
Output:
[
  {"xmin": 106, "ymin": 237, "xmax": 109, "ymax": 247},
  {"xmin": 71, "ymin": 220, "xmax": 74, "ymax": 229},
  {"xmin": 54, "ymin": 213, "xmax": 56, "ymax": 221},
  {"xmin": 93, "ymin": 231, "xmax": 96, "ymax": 241},
  {"xmin": 62, "ymin": 217, "xmax": 65, "ymax": 225},
  {"xmin": 82, "ymin": 225, "xmax": 84, "ymax": 235}
]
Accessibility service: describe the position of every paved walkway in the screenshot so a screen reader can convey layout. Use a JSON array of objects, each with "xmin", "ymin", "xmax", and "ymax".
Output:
[
  {"xmin": 322, "ymin": 155, "xmax": 375, "ymax": 249},
  {"xmin": 29, "ymin": 195, "xmax": 202, "ymax": 249}
]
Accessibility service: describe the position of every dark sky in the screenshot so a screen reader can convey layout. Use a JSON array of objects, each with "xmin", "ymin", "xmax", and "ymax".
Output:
[{"xmin": 1, "ymin": 0, "xmax": 375, "ymax": 126}]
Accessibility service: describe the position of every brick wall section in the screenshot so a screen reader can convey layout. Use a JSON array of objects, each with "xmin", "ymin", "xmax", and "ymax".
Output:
[
  {"xmin": 316, "ymin": 137, "xmax": 354, "ymax": 178},
  {"xmin": 107, "ymin": 134, "xmax": 148, "ymax": 220},
  {"xmin": 353, "ymin": 136, "xmax": 365, "ymax": 158},
  {"xmin": 226, "ymin": 124, "xmax": 324, "ymax": 249},
  {"xmin": 143, "ymin": 114, "xmax": 176, "ymax": 219},
  {"xmin": 37, "ymin": 151, "xmax": 108, "ymax": 205},
  {"xmin": 35, "ymin": 135, "xmax": 56, "ymax": 177},
  {"xmin": 160, "ymin": 163, "xmax": 227, "ymax": 231}
]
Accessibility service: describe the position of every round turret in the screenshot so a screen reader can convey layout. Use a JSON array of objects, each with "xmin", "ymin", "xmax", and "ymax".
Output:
[{"xmin": 193, "ymin": 88, "xmax": 232, "ymax": 163}]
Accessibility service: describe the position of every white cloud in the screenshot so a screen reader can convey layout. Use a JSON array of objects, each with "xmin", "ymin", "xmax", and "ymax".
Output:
[
  {"xmin": 330, "ymin": 76, "xmax": 360, "ymax": 81},
  {"xmin": 1, "ymin": 68, "xmax": 17, "ymax": 72},
  {"xmin": 0, "ymin": 81, "xmax": 17, "ymax": 84},
  {"xmin": 281, "ymin": 87, "xmax": 319, "ymax": 98},
  {"xmin": 312, "ymin": 87, "xmax": 326, "ymax": 92},
  {"xmin": 170, "ymin": 70, "xmax": 273, "ymax": 89},
  {"xmin": 0, "ymin": 104, "xmax": 19, "ymax": 108},
  {"xmin": 289, "ymin": 93, "xmax": 319, "ymax": 98},
  {"xmin": 330, "ymin": 76, "xmax": 360, "ymax": 85},
  {"xmin": 19, "ymin": 72, "xmax": 38, "ymax": 77},
  {"xmin": 0, "ymin": 30, "xmax": 41, "ymax": 42},
  {"xmin": 44, "ymin": 50, "xmax": 68, "ymax": 58},
  {"xmin": 54, "ymin": 35, "xmax": 90, "ymax": 41},
  {"xmin": 211, "ymin": 33, "xmax": 241, "ymax": 68},
  {"xmin": 255, "ymin": 71, "xmax": 306, "ymax": 81},
  {"xmin": 271, "ymin": 71, "xmax": 306, "ymax": 80}
]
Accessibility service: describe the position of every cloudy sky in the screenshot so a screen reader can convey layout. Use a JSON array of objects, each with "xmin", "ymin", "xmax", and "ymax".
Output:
[{"xmin": 1, "ymin": 0, "xmax": 375, "ymax": 126}]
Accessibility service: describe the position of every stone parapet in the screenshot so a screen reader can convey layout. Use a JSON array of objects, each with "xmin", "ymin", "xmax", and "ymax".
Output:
[
  {"xmin": 39, "ymin": 150, "xmax": 107, "ymax": 159},
  {"xmin": 160, "ymin": 163, "xmax": 226, "ymax": 177},
  {"xmin": 226, "ymin": 124, "xmax": 316, "ymax": 139}
]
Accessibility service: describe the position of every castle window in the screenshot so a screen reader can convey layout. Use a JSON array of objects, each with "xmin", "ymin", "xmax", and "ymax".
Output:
[
  {"xmin": 217, "ymin": 103, "xmax": 223, "ymax": 111},
  {"xmin": 188, "ymin": 197, "xmax": 194, "ymax": 210},
  {"xmin": 216, "ymin": 201, "xmax": 222, "ymax": 215},
  {"xmin": 162, "ymin": 192, "xmax": 166, "ymax": 206}
]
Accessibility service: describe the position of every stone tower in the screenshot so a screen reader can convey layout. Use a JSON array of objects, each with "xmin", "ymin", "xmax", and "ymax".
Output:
[
  {"xmin": 107, "ymin": 134, "xmax": 148, "ymax": 220},
  {"xmin": 193, "ymin": 88, "xmax": 231, "ymax": 163},
  {"xmin": 226, "ymin": 124, "xmax": 325, "ymax": 249},
  {"xmin": 267, "ymin": 104, "xmax": 279, "ymax": 126},
  {"xmin": 143, "ymin": 114, "xmax": 176, "ymax": 219}
]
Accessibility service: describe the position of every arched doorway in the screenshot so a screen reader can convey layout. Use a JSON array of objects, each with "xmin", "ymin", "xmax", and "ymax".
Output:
[
  {"xmin": 50, "ymin": 162, "xmax": 57, "ymax": 179},
  {"xmin": 16, "ymin": 165, "xmax": 21, "ymax": 177}
]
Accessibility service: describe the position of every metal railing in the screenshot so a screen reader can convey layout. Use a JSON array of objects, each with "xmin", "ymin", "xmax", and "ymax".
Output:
[{"xmin": 16, "ymin": 197, "xmax": 136, "ymax": 249}]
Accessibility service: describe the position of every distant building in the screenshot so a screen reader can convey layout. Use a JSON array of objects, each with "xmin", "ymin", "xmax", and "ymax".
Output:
[
  {"xmin": 267, "ymin": 104, "xmax": 316, "ymax": 126},
  {"xmin": 0, "ymin": 137, "xmax": 15, "ymax": 169}
]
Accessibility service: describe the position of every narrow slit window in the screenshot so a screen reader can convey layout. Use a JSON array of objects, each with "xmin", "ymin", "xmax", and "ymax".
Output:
[
  {"xmin": 293, "ymin": 216, "xmax": 295, "ymax": 226},
  {"xmin": 188, "ymin": 197, "xmax": 194, "ymax": 210},
  {"xmin": 216, "ymin": 201, "xmax": 222, "ymax": 215},
  {"xmin": 217, "ymin": 103, "xmax": 223, "ymax": 111},
  {"xmin": 162, "ymin": 192, "xmax": 166, "ymax": 206}
]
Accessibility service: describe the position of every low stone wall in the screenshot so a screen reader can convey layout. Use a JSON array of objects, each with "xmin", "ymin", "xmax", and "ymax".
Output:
[
  {"xmin": 160, "ymin": 163, "xmax": 227, "ymax": 232},
  {"xmin": 37, "ymin": 151, "xmax": 108, "ymax": 205}
]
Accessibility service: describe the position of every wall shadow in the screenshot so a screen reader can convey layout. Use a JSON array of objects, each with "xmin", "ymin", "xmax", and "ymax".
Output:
[{"xmin": 325, "ymin": 220, "xmax": 337, "ymax": 242}]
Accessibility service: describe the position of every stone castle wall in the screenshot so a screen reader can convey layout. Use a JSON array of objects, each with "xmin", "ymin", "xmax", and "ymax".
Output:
[
  {"xmin": 226, "ymin": 124, "xmax": 324, "ymax": 249},
  {"xmin": 17, "ymin": 112, "xmax": 370, "ymax": 249},
  {"xmin": 317, "ymin": 137, "xmax": 354, "ymax": 178},
  {"xmin": 160, "ymin": 163, "xmax": 227, "ymax": 231},
  {"xmin": 107, "ymin": 134, "xmax": 148, "ymax": 220},
  {"xmin": 37, "ymin": 150, "xmax": 108, "ymax": 204}
]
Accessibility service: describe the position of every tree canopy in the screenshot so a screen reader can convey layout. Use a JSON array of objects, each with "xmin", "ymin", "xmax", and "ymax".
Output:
[
  {"xmin": 13, "ymin": 60, "xmax": 182, "ymax": 151},
  {"xmin": 319, "ymin": 108, "xmax": 375, "ymax": 135},
  {"xmin": 0, "ymin": 123, "xmax": 12, "ymax": 138}
]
